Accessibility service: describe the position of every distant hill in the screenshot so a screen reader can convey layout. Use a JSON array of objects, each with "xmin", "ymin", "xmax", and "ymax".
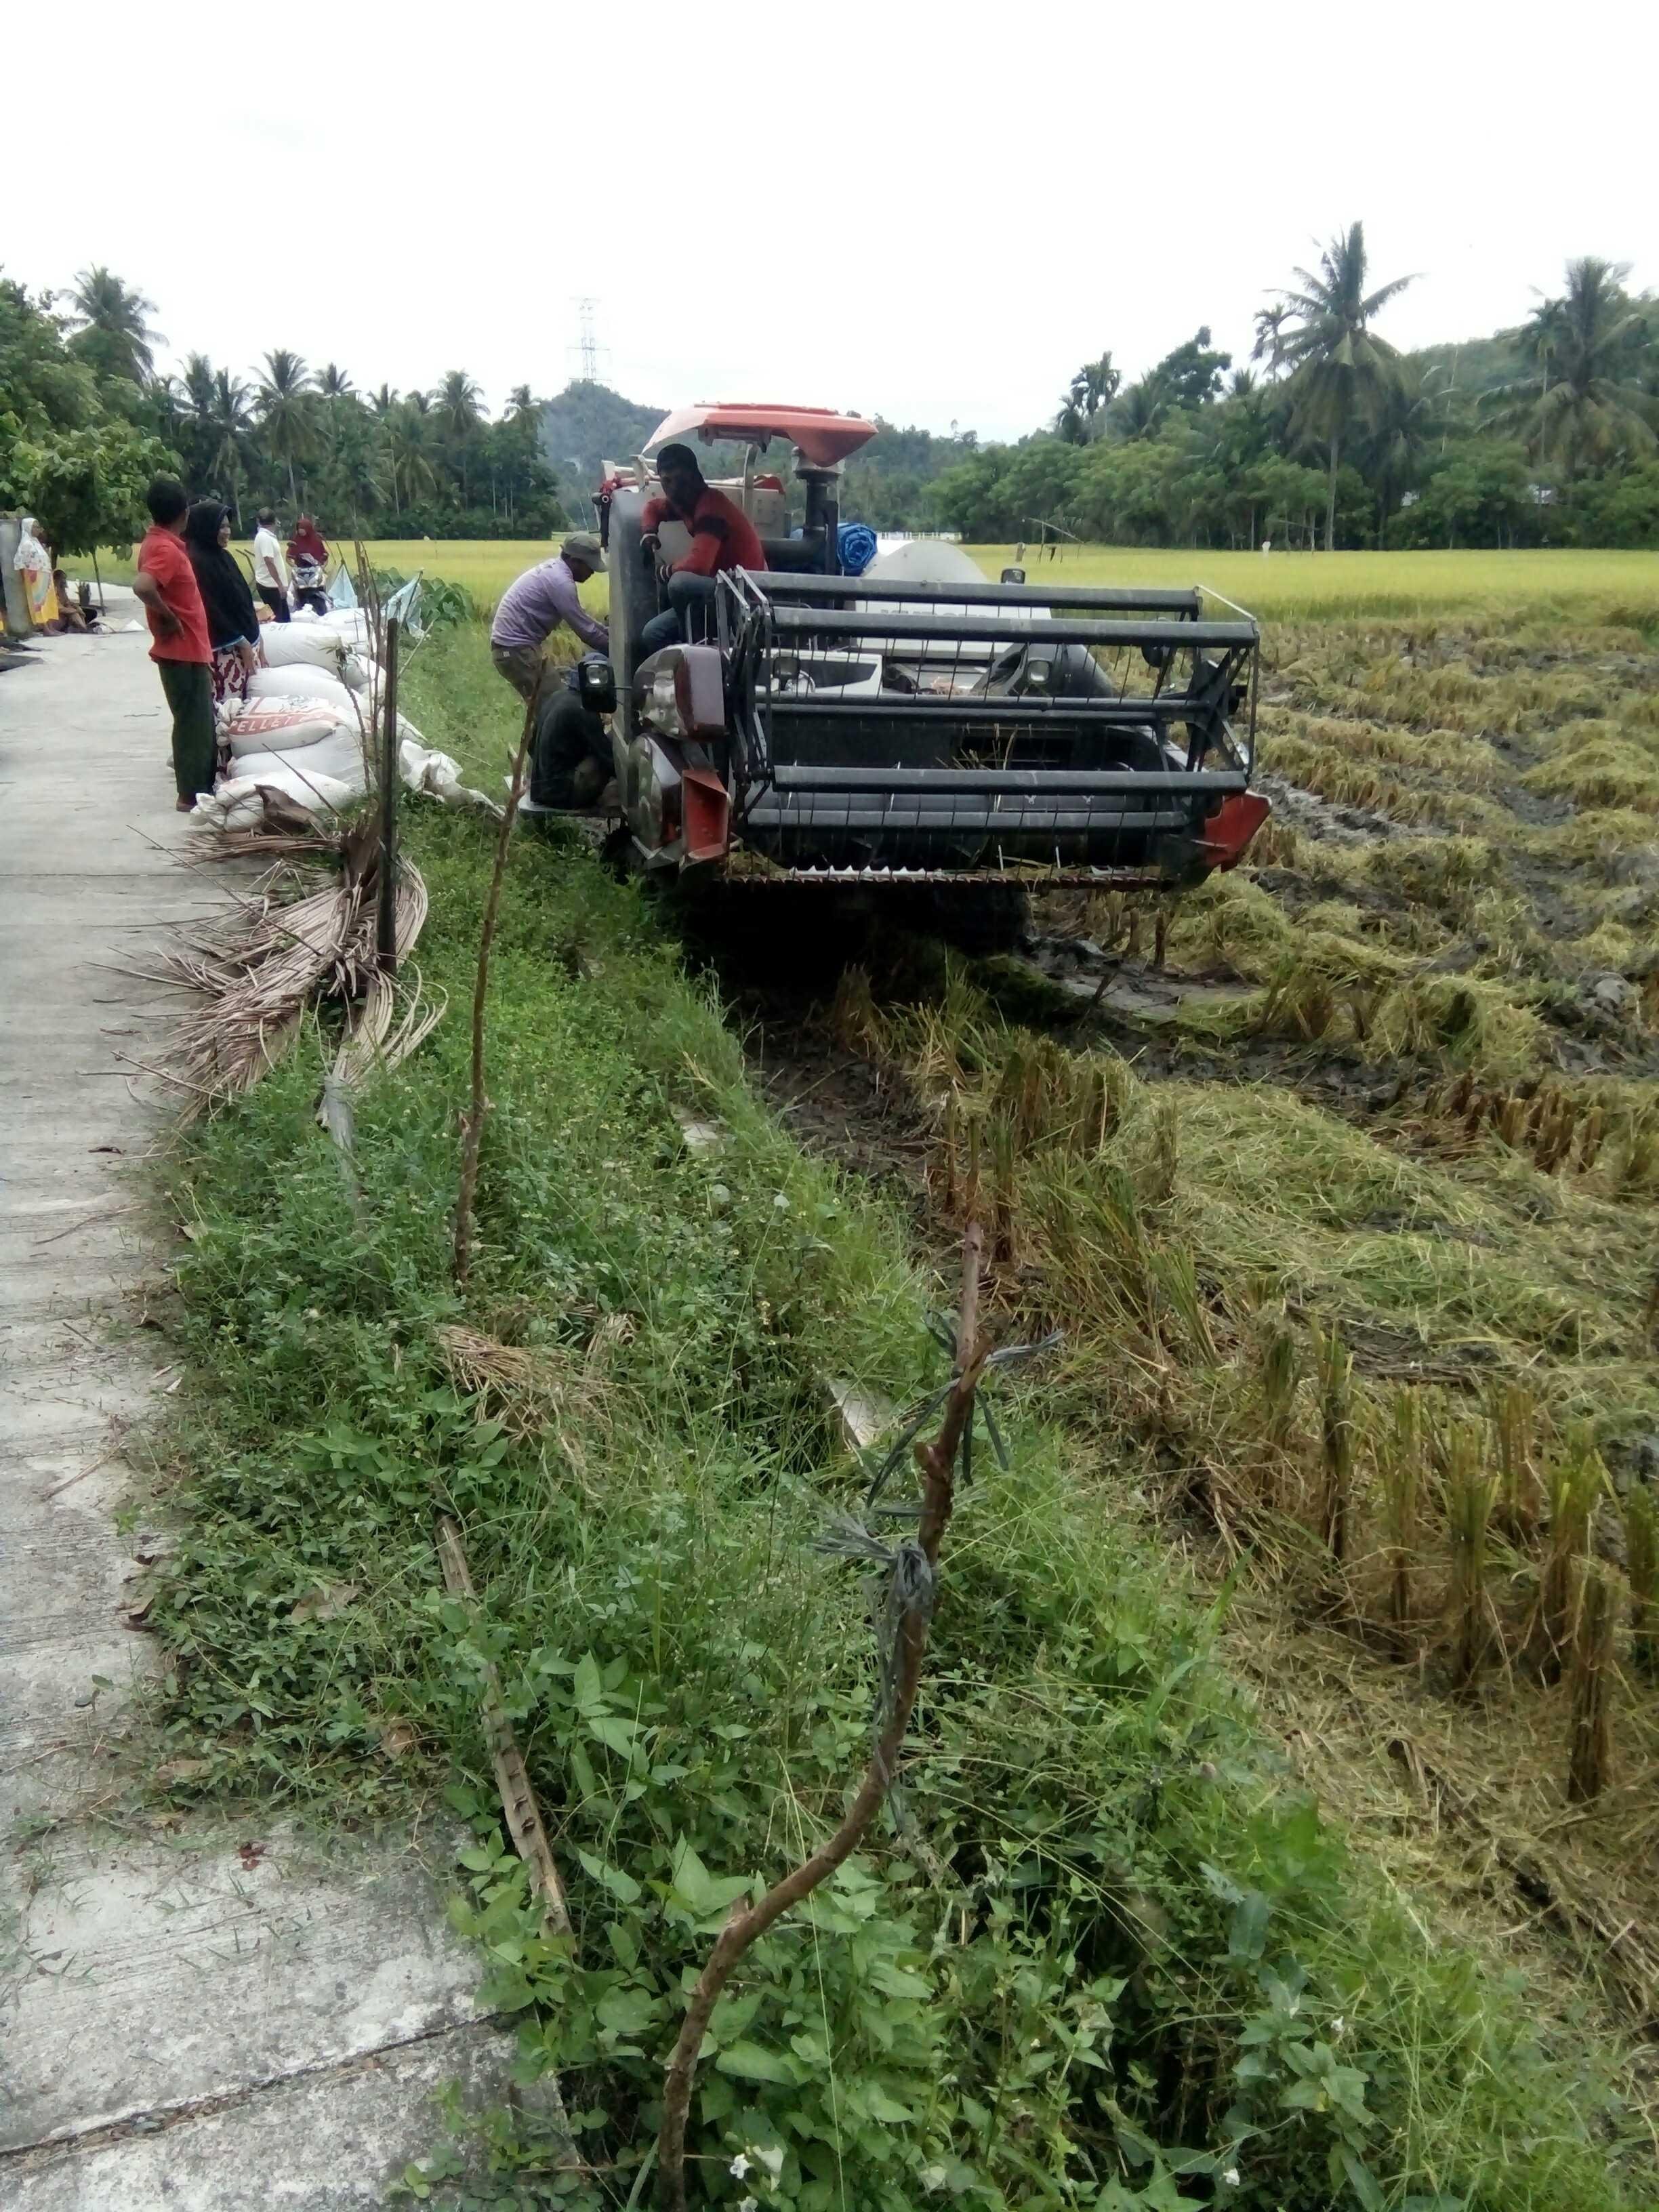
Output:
[
  {"xmin": 1408, "ymin": 330, "xmax": 1529, "ymax": 400},
  {"xmin": 539, "ymin": 382, "xmax": 664, "ymax": 493}
]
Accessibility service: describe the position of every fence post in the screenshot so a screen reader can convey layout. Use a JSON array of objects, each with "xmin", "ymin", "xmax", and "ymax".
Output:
[{"xmin": 377, "ymin": 617, "xmax": 401, "ymax": 975}]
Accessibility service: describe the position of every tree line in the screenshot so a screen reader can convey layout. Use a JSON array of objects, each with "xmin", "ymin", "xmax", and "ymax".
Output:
[
  {"xmin": 4, "ymin": 233, "xmax": 1656, "ymax": 558},
  {"xmin": 0, "ymin": 267, "xmax": 569, "ymax": 557},
  {"xmin": 926, "ymin": 228, "xmax": 1659, "ymax": 551}
]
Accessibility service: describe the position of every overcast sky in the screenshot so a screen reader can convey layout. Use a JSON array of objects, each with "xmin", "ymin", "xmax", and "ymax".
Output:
[{"xmin": 13, "ymin": 1, "xmax": 1654, "ymax": 445}]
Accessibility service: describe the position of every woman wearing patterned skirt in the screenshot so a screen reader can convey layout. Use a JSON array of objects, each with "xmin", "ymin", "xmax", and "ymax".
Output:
[{"xmin": 184, "ymin": 501, "xmax": 263, "ymax": 768}]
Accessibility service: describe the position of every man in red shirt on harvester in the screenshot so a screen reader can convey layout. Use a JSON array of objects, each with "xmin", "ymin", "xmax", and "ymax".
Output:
[
  {"xmin": 636, "ymin": 442, "xmax": 764, "ymax": 659},
  {"xmin": 132, "ymin": 476, "xmax": 216, "ymax": 811}
]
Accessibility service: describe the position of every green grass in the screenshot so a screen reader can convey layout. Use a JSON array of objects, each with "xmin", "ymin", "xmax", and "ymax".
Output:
[{"xmin": 124, "ymin": 621, "xmax": 1654, "ymax": 2211}]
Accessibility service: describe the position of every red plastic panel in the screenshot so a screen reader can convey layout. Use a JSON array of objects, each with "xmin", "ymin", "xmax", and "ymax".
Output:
[{"xmin": 647, "ymin": 403, "xmax": 878, "ymax": 467}]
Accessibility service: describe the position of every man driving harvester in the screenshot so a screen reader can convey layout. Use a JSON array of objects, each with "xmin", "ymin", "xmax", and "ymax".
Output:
[{"xmin": 636, "ymin": 443, "xmax": 764, "ymax": 657}]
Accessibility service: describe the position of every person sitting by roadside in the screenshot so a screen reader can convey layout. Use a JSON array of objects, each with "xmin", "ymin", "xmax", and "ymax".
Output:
[
  {"xmin": 251, "ymin": 509, "xmax": 290, "ymax": 622},
  {"xmin": 636, "ymin": 443, "xmax": 764, "ymax": 659},
  {"xmin": 49, "ymin": 569, "xmax": 91, "ymax": 633},
  {"xmin": 133, "ymin": 476, "xmax": 215, "ymax": 811},
  {"xmin": 489, "ymin": 533, "xmax": 609, "ymax": 703},
  {"xmin": 184, "ymin": 501, "xmax": 263, "ymax": 737},
  {"xmin": 286, "ymin": 514, "xmax": 329, "ymax": 613}
]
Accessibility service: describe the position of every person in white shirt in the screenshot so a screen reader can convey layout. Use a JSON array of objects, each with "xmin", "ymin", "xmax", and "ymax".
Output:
[{"xmin": 251, "ymin": 510, "xmax": 290, "ymax": 623}]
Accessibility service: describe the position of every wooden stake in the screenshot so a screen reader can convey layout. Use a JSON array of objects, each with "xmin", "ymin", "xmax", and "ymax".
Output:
[
  {"xmin": 436, "ymin": 1516, "xmax": 577, "ymax": 2154},
  {"xmin": 454, "ymin": 672, "xmax": 541, "ymax": 1284},
  {"xmin": 657, "ymin": 1227, "xmax": 987, "ymax": 2211},
  {"xmin": 377, "ymin": 617, "xmax": 401, "ymax": 976},
  {"xmin": 437, "ymin": 1517, "xmax": 571, "ymax": 1934}
]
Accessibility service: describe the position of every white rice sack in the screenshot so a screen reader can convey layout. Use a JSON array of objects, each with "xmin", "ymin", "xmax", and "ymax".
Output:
[
  {"xmin": 239, "ymin": 729, "xmax": 367, "ymax": 785},
  {"xmin": 247, "ymin": 665, "xmax": 361, "ymax": 717},
  {"xmin": 224, "ymin": 699, "xmax": 354, "ymax": 758},
  {"xmin": 258, "ymin": 626, "xmax": 348, "ymax": 673},
  {"xmin": 190, "ymin": 767, "xmax": 358, "ymax": 830},
  {"xmin": 340, "ymin": 650, "xmax": 374, "ymax": 692},
  {"xmin": 399, "ymin": 736, "xmax": 498, "ymax": 814},
  {"xmin": 317, "ymin": 609, "xmax": 371, "ymax": 643}
]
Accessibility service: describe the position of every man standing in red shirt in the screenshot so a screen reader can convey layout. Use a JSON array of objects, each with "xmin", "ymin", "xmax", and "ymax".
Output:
[
  {"xmin": 636, "ymin": 443, "xmax": 765, "ymax": 659},
  {"xmin": 132, "ymin": 476, "xmax": 215, "ymax": 811}
]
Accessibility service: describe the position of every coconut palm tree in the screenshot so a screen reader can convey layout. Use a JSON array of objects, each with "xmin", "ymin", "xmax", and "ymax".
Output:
[
  {"xmin": 1107, "ymin": 380, "xmax": 1166, "ymax": 443},
  {"xmin": 369, "ymin": 383, "xmax": 399, "ymax": 419},
  {"xmin": 504, "ymin": 383, "xmax": 540, "ymax": 422},
  {"xmin": 317, "ymin": 362, "xmax": 355, "ymax": 400},
  {"xmin": 434, "ymin": 369, "xmax": 483, "ymax": 430},
  {"xmin": 1250, "ymin": 302, "xmax": 1292, "ymax": 380},
  {"xmin": 1495, "ymin": 258, "xmax": 1655, "ymax": 483},
  {"xmin": 317, "ymin": 408, "xmax": 384, "ymax": 531},
  {"xmin": 1273, "ymin": 222, "xmax": 1416, "ymax": 550},
  {"xmin": 208, "ymin": 369, "xmax": 258, "ymax": 508},
  {"xmin": 66, "ymin": 266, "xmax": 163, "ymax": 385},
  {"xmin": 433, "ymin": 370, "xmax": 484, "ymax": 501},
  {"xmin": 256, "ymin": 348, "xmax": 316, "ymax": 505},
  {"xmin": 150, "ymin": 372, "xmax": 186, "ymax": 450},
  {"xmin": 181, "ymin": 350, "xmax": 218, "ymax": 419},
  {"xmin": 1355, "ymin": 379, "xmax": 1431, "ymax": 538},
  {"xmin": 165, "ymin": 352, "xmax": 219, "ymax": 487},
  {"xmin": 382, "ymin": 400, "xmax": 436, "ymax": 517},
  {"xmin": 1055, "ymin": 353, "xmax": 1122, "ymax": 443}
]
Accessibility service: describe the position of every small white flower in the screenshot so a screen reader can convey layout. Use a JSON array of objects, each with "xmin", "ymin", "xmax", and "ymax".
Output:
[
  {"xmin": 729, "ymin": 2154, "xmax": 752, "ymax": 2180},
  {"xmin": 1222, "ymin": 2166, "xmax": 1241, "ymax": 2188},
  {"xmin": 773, "ymin": 1193, "xmax": 790, "ymax": 1212},
  {"xmin": 1330, "ymin": 2015, "xmax": 1345, "ymax": 2038}
]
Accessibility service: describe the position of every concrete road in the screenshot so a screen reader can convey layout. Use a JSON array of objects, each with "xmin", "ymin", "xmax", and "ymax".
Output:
[{"xmin": 0, "ymin": 614, "xmax": 514, "ymax": 2205}]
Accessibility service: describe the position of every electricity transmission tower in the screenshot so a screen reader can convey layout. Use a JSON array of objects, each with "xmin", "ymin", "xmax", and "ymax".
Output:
[{"xmin": 569, "ymin": 298, "xmax": 609, "ymax": 384}]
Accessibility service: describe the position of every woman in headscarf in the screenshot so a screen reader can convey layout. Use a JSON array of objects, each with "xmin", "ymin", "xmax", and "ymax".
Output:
[
  {"xmin": 183, "ymin": 501, "xmax": 262, "ymax": 748},
  {"xmin": 12, "ymin": 518, "xmax": 60, "ymax": 629},
  {"xmin": 285, "ymin": 515, "xmax": 329, "ymax": 614}
]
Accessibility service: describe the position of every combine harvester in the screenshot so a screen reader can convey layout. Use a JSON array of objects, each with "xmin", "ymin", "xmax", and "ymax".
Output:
[{"xmin": 590, "ymin": 403, "xmax": 1269, "ymax": 935}]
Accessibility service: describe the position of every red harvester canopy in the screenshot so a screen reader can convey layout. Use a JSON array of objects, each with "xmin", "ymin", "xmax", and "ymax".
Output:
[{"xmin": 644, "ymin": 402, "xmax": 878, "ymax": 468}]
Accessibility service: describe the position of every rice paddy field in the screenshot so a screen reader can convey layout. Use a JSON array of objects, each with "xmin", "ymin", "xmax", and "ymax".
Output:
[
  {"xmin": 68, "ymin": 540, "xmax": 1659, "ymax": 627},
  {"xmin": 767, "ymin": 569, "xmax": 1659, "ymax": 2143},
  {"xmin": 362, "ymin": 540, "xmax": 1659, "ymax": 625}
]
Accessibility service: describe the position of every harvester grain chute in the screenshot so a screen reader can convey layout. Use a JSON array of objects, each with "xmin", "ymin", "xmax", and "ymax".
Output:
[{"xmin": 584, "ymin": 403, "xmax": 1269, "ymax": 916}]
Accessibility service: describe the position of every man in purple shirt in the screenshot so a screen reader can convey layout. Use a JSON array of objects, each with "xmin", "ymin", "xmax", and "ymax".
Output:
[{"xmin": 490, "ymin": 532, "xmax": 609, "ymax": 701}]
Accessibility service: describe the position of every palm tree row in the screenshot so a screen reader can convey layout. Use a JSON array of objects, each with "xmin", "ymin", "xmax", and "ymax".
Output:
[
  {"xmin": 54, "ymin": 266, "xmax": 567, "ymax": 535},
  {"xmin": 1040, "ymin": 232, "xmax": 1658, "ymax": 551},
  {"xmin": 153, "ymin": 347, "xmax": 562, "ymax": 534},
  {"xmin": 58, "ymin": 247, "xmax": 1659, "ymax": 553}
]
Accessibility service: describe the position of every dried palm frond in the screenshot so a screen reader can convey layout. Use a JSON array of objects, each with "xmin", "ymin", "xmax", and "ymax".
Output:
[
  {"xmin": 314, "ymin": 967, "xmax": 449, "ymax": 1151},
  {"xmin": 141, "ymin": 848, "xmax": 436, "ymax": 1120}
]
